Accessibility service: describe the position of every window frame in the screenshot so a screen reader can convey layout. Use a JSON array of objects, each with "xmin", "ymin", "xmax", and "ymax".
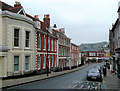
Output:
[
  {"xmin": 25, "ymin": 31, "xmax": 30, "ymax": 48},
  {"xmin": 43, "ymin": 35, "xmax": 46, "ymax": 50},
  {"xmin": 51, "ymin": 38, "xmax": 53, "ymax": 51},
  {"xmin": 37, "ymin": 55, "xmax": 41, "ymax": 69},
  {"xmin": 14, "ymin": 28, "xmax": 20, "ymax": 48},
  {"xmin": 55, "ymin": 40, "xmax": 56, "ymax": 51},
  {"xmin": 14, "ymin": 56, "xmax": 19, "ymax": 72},
  {"xmin": 25, "ymin": 56, "xmax": 30, "ymax": 71},
  {"xmin": 48, "ymin": 37, "xmax": 50, "ymax": 51},
  {"xmin": 37, "ymin": 34, "xmax": 41, "ymax": 50},
  {"xmin": 43, "ymin": 55, "xmax": 46, "ymax": 69}
]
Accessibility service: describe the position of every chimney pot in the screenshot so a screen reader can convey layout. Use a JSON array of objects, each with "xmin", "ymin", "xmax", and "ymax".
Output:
[{"xmin": 53, "ymin": 24, "xmax": 57, "ymax": 28}]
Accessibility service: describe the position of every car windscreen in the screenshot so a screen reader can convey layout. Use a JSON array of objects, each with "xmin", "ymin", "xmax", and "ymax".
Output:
[{"xmin": 89, "ymin": 68, "xmax": 99, "ymax": 73}]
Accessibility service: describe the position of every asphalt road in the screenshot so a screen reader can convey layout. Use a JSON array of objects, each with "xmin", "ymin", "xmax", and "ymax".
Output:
[{"xmin": 5, "ymin": 63, "xmax": 104, "ymax": 90}]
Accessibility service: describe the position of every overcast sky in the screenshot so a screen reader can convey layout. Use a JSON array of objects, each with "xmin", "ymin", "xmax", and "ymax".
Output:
[{"xmin": 2, "ymin": 0, "xmax": 120, "ymax": 45}]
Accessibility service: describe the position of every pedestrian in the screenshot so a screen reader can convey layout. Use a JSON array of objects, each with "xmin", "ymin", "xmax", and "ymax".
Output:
[
  {"xmin": 103, "ymin": 65, "xmax": 107, "ymax": 77},
  {"xmin": 107, "ymin": 64, "xmax": 110, "ymax": 70}
]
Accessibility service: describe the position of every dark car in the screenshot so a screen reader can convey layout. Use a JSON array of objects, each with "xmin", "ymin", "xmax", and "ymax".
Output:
[
  {"xmin": 87, "ymin": 68, "xmax": 103, "ymax": 82},
  {"xmin": 94, "ymin": 66, "xmax": 103, "ymax": 73}
]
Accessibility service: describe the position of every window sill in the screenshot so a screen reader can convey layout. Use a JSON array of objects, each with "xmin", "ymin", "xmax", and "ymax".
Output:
[
  {"xmin": 24, "ymin": 70, "xmax": 29, "ymax": 72},
  {"xmin": 13, "ymin": 47, "xmax": 22, "ymax": 50},
  {"xmin": 37, "ymin": 48, "xmax": 41, "ymax": 50},
  {"xmin": 43, "ymin": 67, "xmax": 46, "ymax": 69},
  {"xmin": 14, "ymin": 71, "xmax": 21, "ymax": 73},
  {"xmin": 43, "ymin": 49, "xmax": 46, "ymax": 51},
  {"xmin": 37, "ymin": 68, "xmax": 41, "ymax": 70},
  {"xmin": 25, "ymin": 47, "xmax": 30, "ymax": 49}
]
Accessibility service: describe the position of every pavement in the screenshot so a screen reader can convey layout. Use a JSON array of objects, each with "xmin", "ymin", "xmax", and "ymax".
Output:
[
  {"xmin": 2, "ymin": 64, "xmax": 90, "ymax": 89},
  {"xmin": 102, "ymin": 68, "xmax": 120, "ymax": 89}
]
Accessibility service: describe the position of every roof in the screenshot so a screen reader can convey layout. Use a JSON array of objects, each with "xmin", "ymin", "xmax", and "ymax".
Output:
[
  {"xmin": 71, "ymin": 43, "xmax": 79, "ymax": 47},
  {"xmin": 9, "ymin": 6, "xmax": 22, "ymax": 13},
  {"xmin": 0, "ymin": 1, "xmax": 13, "ymax": 11},
  {"xmin": 111, "ymin": 18, "xmax": 119, "ymax": 32},
  {"xmin": 118, "ymin": 7, "xmax": 120, "ymax": 12}
]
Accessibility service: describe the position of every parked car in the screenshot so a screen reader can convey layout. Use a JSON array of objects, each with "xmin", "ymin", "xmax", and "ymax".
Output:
[{"xmin": 87, "ymin": 68, "xmax": 103, "ymax": 82}]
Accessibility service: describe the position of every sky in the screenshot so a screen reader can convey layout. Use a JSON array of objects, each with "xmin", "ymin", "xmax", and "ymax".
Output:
[{"xmin": 2, "ymin": 0, "xmax": 120, "ymax": 45}]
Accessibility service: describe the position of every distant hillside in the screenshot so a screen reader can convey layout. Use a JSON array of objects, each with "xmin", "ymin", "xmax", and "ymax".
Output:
[{"xmin": 79, "ymin": 42, "xmax": 108, "ymax": 51}]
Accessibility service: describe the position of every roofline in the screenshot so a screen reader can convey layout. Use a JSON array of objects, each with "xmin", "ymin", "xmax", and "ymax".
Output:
[{"xmin": 71, "ymin": 43, "xmax": 79, "ymax": 47}]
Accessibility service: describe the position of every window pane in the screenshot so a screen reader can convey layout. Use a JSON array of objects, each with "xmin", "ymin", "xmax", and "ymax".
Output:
[
  {"xmin": 14, "ymin": 29, "xmax": 19, "ymax": 37},
  {"xmin": 26, "ymin": 40, "xmax": 29, "ymax": 47},
  {"xmin": 25, "ymin": 31, "xmax": 29, "ymax": 47},
  {"xmin": 43, "ymin": 56, "xmax": 45, "ymax": 68},
  {"xmin": 14, "ymin": 29, "xmax": 19, "ymax": 47},
  {"xmin": 38, "ymin": 36, "xmax": 41, "ymax": 49},
  {"xmin": 14, "ymin": 56, "xmax": 19, "ymax": 71},
  {"xmin": 25, "ymin": 56, "xmax": 29, "ymax": 70},
  {"xmin": 38, "ymin": 56, "xmax": 41, "ymax": 68},
  {"xmin": 43, "ymin": 37, "xmax": 45, "ymax": 49},
  {"xmin": 26, "ymin": 31, "xmax": 29, "ymax": 39},
  {"xmin": 14, "ymin": 38, "xmax": 19, "ymax": 47},
  {"xmin": 14, "ymin": 65, "xmax": 19, "ymax": 71}
]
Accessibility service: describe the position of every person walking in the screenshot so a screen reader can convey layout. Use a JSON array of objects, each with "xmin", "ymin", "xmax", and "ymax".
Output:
[
  {"xmin": 103, "ymin": 65, "xmax": 107, "ymax": 77},
  {"xmin": 107, "ymin": 64, "xmax": 110, "ymax": 70}
]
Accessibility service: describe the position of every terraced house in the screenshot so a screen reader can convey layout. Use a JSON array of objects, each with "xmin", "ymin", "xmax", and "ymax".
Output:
[
  {"xmin": 55, "ymin": 28, "xmax": 71, "ymax": 70},
  {"xmin": 0, "ymin": 1, "xmax": 79, "ymax": 78},
  {"xmin": 71, "ymin": 43, "xmax": 80, "ymax": 68},
  {"xmin": 35, "ymin": 14, "xmax": 58, "ymax": 73},
  {"xmin": 0, "ymin": 1, "xmax": 36, "ymax": 77},
  {"xmin": 109, "ymin": 5, "xmax": 120, "ymax": 78}
]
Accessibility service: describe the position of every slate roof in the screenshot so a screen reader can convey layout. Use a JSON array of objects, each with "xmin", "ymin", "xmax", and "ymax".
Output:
[
  {"xmin": 9, "ymin": 6, "xmax": 22, "ymax": 13},
  {"xmin": 0, "ymin": 1, "xmax": 13, "ymax": 11}
]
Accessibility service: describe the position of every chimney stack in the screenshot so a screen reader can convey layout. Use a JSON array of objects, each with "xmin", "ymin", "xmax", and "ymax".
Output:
[
  {"xmin": 34, "ymin": 15, "xmax": 39, "ymax": 21},
  {"xmin": 53, "ymin": 24, "xmax": 57, "ymax": 28},
  {"xmin": 43, "ymin": 14, "xmax": 50, "ymax": 28},
  {"xmin": 14, "ymin": 1, "xmax": 21, "ymax": 7}
]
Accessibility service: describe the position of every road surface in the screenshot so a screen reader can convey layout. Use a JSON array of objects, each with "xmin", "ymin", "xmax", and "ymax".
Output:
[{"xmin": 4, "ymin": 63, "xmax": 105, "ymax": 90}]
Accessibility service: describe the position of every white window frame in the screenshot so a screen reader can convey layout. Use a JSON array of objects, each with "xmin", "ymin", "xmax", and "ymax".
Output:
[
  {"xmin": 55, "ymin": 56, "xmax": 56, "ymax": 67},
  {"xmin": 51, "ymin": 39, "xmax": 53, "ymax": 51},
  {"xmin": 14, "ymin": 56, "xmax": 19, "ymax": 72},
  {"xmin": 43, "ymin": 35, "xmax": 46, "ymax": 50},
  {"xmin": 25, "ymin": 31, "xmax": 30, "ymax": 48},
  {"xmin": 51, "ymin": 56, "xmax": 53, "ymax": 67},
  {"xmin": 38, "ymin": 34, "xmax": 41, "ymax": 50},
  {"xmin": 48, "ymin": 37, "xmax": 50, "ymax": 51},
  {"xmin": 14, "ymin": 28, "xmax": 20, "ymax": 48},
  {"xmin": 55, "ymin": 40, "xmax": 56, "ymax": 51},
  {"xmin": 43, "ymin": 55, "xmax": 46, "ymax": 69},
  {"xmin": 37, "ymin": 55, "xmax": 41, "ymax": 69},
  {"xmin": 25, "ymin": 56, "xmax": 30, "ymax": 71}
]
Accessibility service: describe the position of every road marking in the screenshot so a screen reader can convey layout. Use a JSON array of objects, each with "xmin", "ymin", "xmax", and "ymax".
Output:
[
  {"xmin": 80, "ymin": 85, "xmax": 83, "ymax": 88},
  {"xmin": 95, "ymin": 86, "xmax": 97, "ymax": 89},
  {"xmin": 76, "ymin": 81, "xmax": 78, "ymax": 83},
  {"xmin": 73, "ymin": 85, "xmax": 77, "ymax": 88},
  {"xmin": 88, "ymin": 86, "xmax": 90, "ymax": 89}
]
